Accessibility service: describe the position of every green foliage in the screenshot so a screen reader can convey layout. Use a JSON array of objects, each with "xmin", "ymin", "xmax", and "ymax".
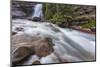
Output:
[
  {"xmin": 42, "ymin": 3, "xmax": 96, "ymax": 27},
  {"xmin": 52, "ymin": 13, "xmax": 72, "ymax": 22},
  {"xmin": 43, "ymin": 3, "xmax": 74, "ymax": 22},
  {"xmin": 43, "ymin": 3, "xmax": 56, "ymax": 20},
  {"xmin": 53, "ymin": 13, "xmax": 66, "ymax": 21},
  {"xmin": 81, "ymin": 19, "xmax": 96, "ymax": 28}
]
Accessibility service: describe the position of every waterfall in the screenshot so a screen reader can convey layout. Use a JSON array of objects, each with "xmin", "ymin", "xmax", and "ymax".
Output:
[
  {"xmin": 12, "ymin": 19, "xmax": 95, "ymax": 65},
  {"xmin": 32, "ymin": 4, "xmax": 43, "ymax": 19}
]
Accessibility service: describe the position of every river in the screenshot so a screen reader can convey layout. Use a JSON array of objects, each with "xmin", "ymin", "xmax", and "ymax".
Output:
[{"xmin": 12, "ymin": 19, "xmax": 95, "ymax": 65}]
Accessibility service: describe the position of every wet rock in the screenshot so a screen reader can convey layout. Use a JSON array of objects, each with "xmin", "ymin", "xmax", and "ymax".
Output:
[
  {"xmin": 32, "ymin": 17, "xmax": 41, "ymax": 22},
  {"xmin": 12, "ymin": 33, "xmax": 40, "ymax": 45},
  {"xmin": 33, "ymin": 38, "xmax": 54, "ymax": 58},
  {"xmin": 12, "ymin": 46, "xmax": 32, "ymax": 63},
  {"xmin": 12, "ymin": 32, "xmax": 17, "ymax": 35},
  {"xmin": 32, "ymin": 61, "xmax": 41, "ymax": 64},
  {"xmin": 12, "ymin": 34, "xmax": 40, "ymax": 64},
  {"xmin": 12, "ymin": 33, "xmax": 54, "ymax": 65}
]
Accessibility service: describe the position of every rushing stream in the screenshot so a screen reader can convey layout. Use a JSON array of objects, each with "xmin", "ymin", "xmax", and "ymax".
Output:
[{"xmin": 12, "ymin": 19, "xmax": 95, "ymax": 65}]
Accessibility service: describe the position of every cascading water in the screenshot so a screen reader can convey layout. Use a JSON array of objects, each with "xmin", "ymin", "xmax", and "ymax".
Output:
[
  {"xmin": 12, "ymin": 19, "xmax": 95, "ymax": 65},
  {"xmin": 32, "ymin": 4, "xmax": 43, "ymax": 19}
]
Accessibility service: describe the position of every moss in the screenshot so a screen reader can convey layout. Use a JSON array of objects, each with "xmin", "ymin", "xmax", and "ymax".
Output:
[{"xmin": 81, "ymin": 19, "xmax": 96, "ymax": 28}]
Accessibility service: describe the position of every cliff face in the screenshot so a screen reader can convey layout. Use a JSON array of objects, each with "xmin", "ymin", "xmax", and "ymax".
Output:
[{"xmin": 11, "ymin": 1, "xmax": 36, "ymax": 18}]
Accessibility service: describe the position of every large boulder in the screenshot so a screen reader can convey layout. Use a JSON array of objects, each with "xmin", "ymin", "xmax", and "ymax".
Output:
[
  {"xmin": 33, "ymin": 38, "xmax": 54, "ymax": 58},
  {"xmin": 12, "ymin": 33, "xmax": 54, "ymax": 65}
]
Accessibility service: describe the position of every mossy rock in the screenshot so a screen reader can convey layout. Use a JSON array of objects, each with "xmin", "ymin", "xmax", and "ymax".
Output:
[{"xmin": 81, "ymin": 19, "xmax": 96, "ymax": 29}]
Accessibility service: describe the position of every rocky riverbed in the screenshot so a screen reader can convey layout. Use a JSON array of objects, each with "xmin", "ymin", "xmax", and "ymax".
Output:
[{"xmin": 11, "ymin": 19, "xmax": 95, "ymax": 66}]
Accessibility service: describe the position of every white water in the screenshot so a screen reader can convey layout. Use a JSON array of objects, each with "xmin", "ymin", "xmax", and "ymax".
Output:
[
  {"xmin": 12, "ymin": 19, "xmax": 95, "ymax": 65},
  {"xmin": 32, "ymin": 4, "xmax": 43, "ymax": 18}
]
